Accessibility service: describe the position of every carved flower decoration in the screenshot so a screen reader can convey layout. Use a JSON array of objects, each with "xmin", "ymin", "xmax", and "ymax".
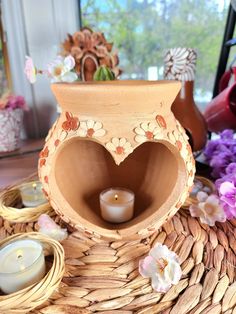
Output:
[
  {"xmin": 156, "ymin": 115, "xmax": 167, "ymax": 129},
  {"xmin": 189, "ymin": 191, "xmax": 226, "ymax": 226},
  {"xmin": 62, "ymin": 112, "xmax": 79, "ymax": 131},
  {"xmin": 106, "ymin": 137, "xmax": 133, "ymax": 155},
  {"xmin": 134, "ymin": 122, "xmax": 161, "ymax": 143},
  {"xmin": 50, "ymin": 129, "xmax": 67, "ymax": 153},
  {"xmin": 39, "ymin": 146, "xmax": 49, "ymax": 167},
  {"xmin": 39, "ymin": 146, "xmax": 49, "ymax": 159},
  {"xmin": 77, "ymin": 120, "xmax": 106, "ymax": 138},
  {"xmin": 139, "ymin": 243, "xmax": 182, "ymax": 293}
]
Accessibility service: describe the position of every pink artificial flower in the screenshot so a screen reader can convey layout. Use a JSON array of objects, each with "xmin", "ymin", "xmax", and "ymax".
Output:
[
  {"xmin": 6, "ymin": 95, "xmax": 27, "ymax": 110},
  {"xmin": 189, "ymin": 191, "xmax": 226, "ymax": 226},
  {"xmin": 139, "ymin": 243, "xmax": 182, "ymax": 293},
  {"xmin": 219, "ymin": 181, "xmax": 236, "ymax": 219},
  {"xmin": 38, "ymin": 214, "xmax": 68, "ymax": 242},
  {"xmin": 24, "ymin": 56, "xmax": 37, "ymax": 83}
]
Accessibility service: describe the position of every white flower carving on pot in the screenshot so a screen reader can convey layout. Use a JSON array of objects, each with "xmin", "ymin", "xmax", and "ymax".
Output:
[
  {"xmin": 134, "ymin": 122, "xmax": 161, "ymax": 143},
  {"xmin": 77, "ymin": 120, "xmax": 106, "ymax": 138},
  {"xmin": 106, "ymin": 137, "xmax": 133, "ymax": 155}
]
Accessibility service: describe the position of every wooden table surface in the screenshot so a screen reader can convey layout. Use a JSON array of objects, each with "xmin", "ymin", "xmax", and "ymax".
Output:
[{"xmin": 0, "ymin": 139, "xmax": 44, "ymax": 189}]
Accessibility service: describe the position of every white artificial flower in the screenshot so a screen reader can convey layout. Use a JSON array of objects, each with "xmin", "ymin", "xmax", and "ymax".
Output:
[
  {"xmin": 47, "ymin": 55, "xmax": 78, "ymax": 83},
  {"xmin": 189, "ymin": 191, "xmax": 226, "ymax": 226},
  {"xmin": 139, "ymin": 243, "xmax": 182, "ymax": 293}
]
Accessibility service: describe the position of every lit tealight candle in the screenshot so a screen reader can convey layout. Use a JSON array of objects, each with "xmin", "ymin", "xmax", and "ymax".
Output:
[
  {"xmin": 20, "ymin": 181, "xmax": 47, "ymax": 207},
  {"xmin": 0, "ymin": 239, "xmax": 46, "ymax": 294},
  {"xmin": 100, "ymin": 187, "xmax": 135, "ymax": 223}
]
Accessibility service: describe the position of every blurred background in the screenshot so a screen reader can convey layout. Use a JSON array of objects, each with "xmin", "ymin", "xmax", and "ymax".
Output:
[{"xmin": 0, "ymin": 0, "xmax": 233, "ymax": 137}]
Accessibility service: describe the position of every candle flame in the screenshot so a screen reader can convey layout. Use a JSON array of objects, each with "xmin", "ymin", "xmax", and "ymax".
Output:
[
  {"xmin": 16, "ymin": 250, "xmax": 23, "ymax": 259},
  {"xmin": 115, "ymin": 194, "xmax": 118, "ymax": 201},
  {"xmin": 32, "ymin": 183, "xmax": 37, "ymax": 190}
]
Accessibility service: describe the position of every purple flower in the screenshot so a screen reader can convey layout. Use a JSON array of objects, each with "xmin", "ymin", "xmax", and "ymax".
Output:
[
  {"xmin": 215, "ymin": 163, "xmax": 236, "ymax": 188},
  {"xmin": 203, "ymin": 130, "xmax": 236, "ymax": 178},
  {"xmin": 226, "ymin": 163, "xmax": 236, "ymax": 175},
  {"xmin": 220, "ymin": 129, "xmax": 234, "ymax": 140},
  {"xmin": 204, "ymin": 140, "xmax": 220, "ymax": 161},
  {"xmin": 218, "ymin": 181, "xmax": 236, "ymax": 219}
]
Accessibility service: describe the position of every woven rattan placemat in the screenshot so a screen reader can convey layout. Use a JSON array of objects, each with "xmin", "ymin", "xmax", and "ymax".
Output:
[{"xmin": 0, "ymin": 183, "xmax": 236, "ymax": 313}]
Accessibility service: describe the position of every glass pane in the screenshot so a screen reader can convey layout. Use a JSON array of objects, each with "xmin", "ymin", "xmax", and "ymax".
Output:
[{"xmin": 81, "ymin": 0, "xmax": 230, "ymax": 110}]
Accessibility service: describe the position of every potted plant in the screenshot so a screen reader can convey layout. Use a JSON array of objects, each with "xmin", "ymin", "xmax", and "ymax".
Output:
[{"xmin": 0, "ymin": 92, "xmax": 27, "ymax": 152}]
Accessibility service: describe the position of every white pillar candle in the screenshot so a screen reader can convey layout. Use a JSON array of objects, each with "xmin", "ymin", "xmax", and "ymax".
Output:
[
  {"xmin": 0, "ymin": 239, "xmax": 46, "ymax": 294},
  {"xmin": 20, "ymin": 181, "xmax": 47, "ymax": 207},
  {"xmin": 100, "ymin": 187, "xmax": 135, "ymax": 223}
]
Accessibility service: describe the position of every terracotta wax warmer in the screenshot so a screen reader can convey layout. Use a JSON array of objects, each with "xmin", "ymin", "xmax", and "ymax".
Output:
[{"xmin": 38, "ymin": 81, "xmax": 195, "ymax": 240}]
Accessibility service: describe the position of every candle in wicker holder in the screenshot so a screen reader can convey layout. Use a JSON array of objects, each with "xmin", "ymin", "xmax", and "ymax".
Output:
[
  {"xmin": 19, "ymin": 181, "xmax": 47, "ymax": 207},
  {"xmin": 0, "ymin": 232, "xmax": 65, "ymax": 313},
  {"xmin": 0, "ymin": 239, "xmax": 45, "ymax": 294}
]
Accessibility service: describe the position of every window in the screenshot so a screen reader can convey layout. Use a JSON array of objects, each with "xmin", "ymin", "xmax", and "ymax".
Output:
[
  {"xmin": 81, "ymin": 0, "xmax": 230, "ymax": 110},
  {"xmin": 0, "ymin": 7, "xmax": 10, "ymax": 95}
]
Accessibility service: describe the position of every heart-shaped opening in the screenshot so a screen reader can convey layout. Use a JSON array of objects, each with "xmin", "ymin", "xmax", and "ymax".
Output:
[{"xmin": 51, "ymin": 139, "xmax": 187, "ymax": 238}]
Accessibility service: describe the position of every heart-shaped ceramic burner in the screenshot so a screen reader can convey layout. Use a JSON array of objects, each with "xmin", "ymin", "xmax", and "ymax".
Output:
[{"xmin": 39, "ymin": 81, "xmax": 195, "ymax": 240}]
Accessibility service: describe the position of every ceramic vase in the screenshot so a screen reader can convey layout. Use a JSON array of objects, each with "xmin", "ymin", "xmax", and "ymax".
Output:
[
  {"xmin": 38, "ymin": 81, "xmax": 195, "ymax": 240},
  {"xmin": 0, "ymin": 108, "xmax": 23, "ymax": 152},
  {"xmin": 164, "ymin": 48, "xmax": 208, "ymax": 152}
]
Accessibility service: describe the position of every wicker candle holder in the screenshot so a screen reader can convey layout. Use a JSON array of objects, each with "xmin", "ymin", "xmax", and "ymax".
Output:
[
  {"xmin": 0, "ymin": 185, "xmax": 54, "ymax": 223},
  {"xmin": 39, "ymin": 81, "xmax": 195, "ymax": 240},
  {"xmin": 183, "ymin": 175, "xmax": 216, "ymax": 209},
  {"xmin": 0, "ymin": 232, "xmax": 65, "ymax": 314}
]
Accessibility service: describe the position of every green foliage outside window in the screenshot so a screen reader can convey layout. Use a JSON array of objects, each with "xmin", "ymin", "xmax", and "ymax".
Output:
[{"xmin": 81, "ymin": 0, "xmax": 230, "ymax": 108}]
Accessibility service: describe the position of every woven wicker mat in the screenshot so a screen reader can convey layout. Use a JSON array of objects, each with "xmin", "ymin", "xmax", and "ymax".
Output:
[{"xmin": 1, "ymin": 189, "xmax": 236, "ymax": 313}]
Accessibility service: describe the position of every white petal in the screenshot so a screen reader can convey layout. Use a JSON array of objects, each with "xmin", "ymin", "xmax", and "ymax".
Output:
[
  {"xmin": 106, "ymin": 142, "xmax": 116, "ymax": 151},
  {"xmin": 119, "ymin": 138, "xmax": 127, "ymax": 146},
  {"xmin": 64, "ymin": 55, "xmax": 75, "ymax": 70},
  {"xmin": 94, "ymin": 129, "xmax": 106, "ymax": 137},
  {"xmin": 197, "ymin": 191, "xmax": 208, "ymax": 202},
  {"xmin": 150, "ymin": 244, "xmax": 172, "ymax": 260},
  {"xmin": 80, "ymin": 121, "xmax": 88, "ymax": 130},
  {"xmin": 141, "ymin": 122, "xmax": 149, "ymax": 132},
  {"xmin": 139, "ymin": 256, "xmax": 156, "ymax": 277},
  {"xmin": 77, "ymin": 129, "xmax": 87, "ymax": 137},
  {"xmin": 148, "ymin": 122, "xmax": 156, "ymax": 132},
  {"xmin": 112, "ymin": 137, "xmax": 119, "ymax": 146},
  {"xmin": 87, "ymin": 120, "xmax": 95, "ymax": 129},
  {"xmin": 135, "ymin": 135, "xmax": 146, "ymax": 143},
  {"xmin": 58, "ymin": 130, "xmax": 67, "ymax": 141},
  {"xmin": 135, "ymin": 127, "xmax": 146, "ymax": 135},
  {"xmin": 124, "ymin": 146, "xmax": 133, "ymax": 154},
  {"xmin": 165, "ymin": 260, "xmax": 182, "ymax": 284},
  {"xmin": 50, "ymin": 76, "xmax": 61, "ymax": 83},
  {"xmin": 152, "ymin": 127, "xmax": 160, "ymax": 135},
  {"xmin": 61, "ymin": 71, "xmax": 78, "ymax": 82},
  {"xmin": 151, "ymin": 273, "xmax": 171, "ymax": 293},
  {"xmin": 93, "ymin": 121, "xmax": 102, "ymax": 130},
  {"xmin": 154, "ymin": 133, "xmax": 165, "ymax": 140},
  {"xmin": 207, "ymin": 195, "xmax": 219, "ymax": 206}
]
